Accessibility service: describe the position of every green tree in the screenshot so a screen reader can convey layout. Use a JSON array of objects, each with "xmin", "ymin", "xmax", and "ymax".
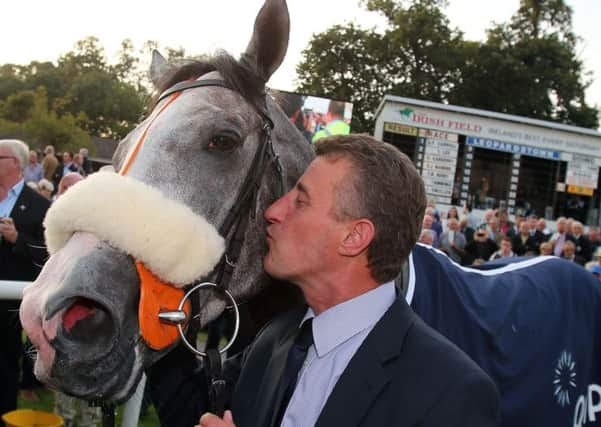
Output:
[
  {"xmin": 0, "ymin": 87, "xmax": 92, "ymax": 153},
  {"xmin": 296, "ymin": 0, "xmax": 466, "ymax": 133},
  {"xmin": 450, "ymin": 0, "xmax": 598, "ymax": 128}
]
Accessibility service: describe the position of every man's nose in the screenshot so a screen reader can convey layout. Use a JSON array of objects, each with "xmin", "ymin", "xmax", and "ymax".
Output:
[{"xmin": 265, "ymin": 192, "xmax": 288, "ymax": 224}]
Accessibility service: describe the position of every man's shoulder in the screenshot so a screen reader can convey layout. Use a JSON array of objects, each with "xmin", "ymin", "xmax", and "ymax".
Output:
[{"xmin": 20, "ymin": 185, "xmax": 51, "ymax": 209}]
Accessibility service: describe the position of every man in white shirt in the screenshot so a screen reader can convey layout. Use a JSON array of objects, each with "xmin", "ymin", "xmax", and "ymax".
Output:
[{"xmin": 200, "ymin": 134, "xmax": 500, "ymax": 427}]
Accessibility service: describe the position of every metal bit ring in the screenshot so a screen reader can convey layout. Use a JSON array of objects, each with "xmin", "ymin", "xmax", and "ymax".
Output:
[{"xmin": 176, "ymin": 282, "xmax": 240, "ymax": 357}]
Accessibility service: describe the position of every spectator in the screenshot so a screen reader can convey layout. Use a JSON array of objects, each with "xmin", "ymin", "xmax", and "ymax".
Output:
[
  {"xmin": 571, "ymin": 221, "xmax": 592, "ymax": 262},
  {"xmin": 0, "ymin": 139, "xmax": 50, "ymax": 416},
  {"xmin": 527, "ymin": 215, "xmax": 546, "ymax": 250},
  {"xmin": 588, "ymin": 226, "xmax": 601, "ymax": 255},
  {"xmin": 550, "ymin": 217, "xmax": 575, "ymax": 257},
  {"xmin": 477, "ymin": 209, "xmax": 495, "ymax": 231},
  {"xmin": 425, "ymin": 206, "xmax": 443, "ymax": 237},
  {"xmin": 421, "ymin": 214, "xmax": 439, "ymax": 248},
  {"xmin": 72, "ymin": 153, "xmax": 87, "ymax": 176},
  {"xmin": 512, "ymin": 221, "xmax": 539, "ymax": 256},
  {"xmin": 37, "ymin": 179, "xmax": 54, "ymax": 201},
  {"xmin": 438, "ymin": 218, "xmax": 466, "ymax": 263},
  {"xmin": 536, "ymin": 218, "xmax": 552, "ymax": 240},
  {"xmin": 418, "ymin": 229, "xmax": 435, "ymax": 246},
  {"xmin": 79, "ymin": 148, "xmax": 93, "ymax": 175},
  {"xmin": 443, "ymin": 206, "xmax": 459, "ymax": 231},
  {"xmin": 539, "ymin": 241, "xmax": 554, "ymax": 256},
  {"xmin": 561, "ymin": 240, "xmax": 586, "ymax": 266},
  {"xmin": 57, "ymin": 172, "xmax": 84, "ymax": 197},
  {"xmin": 23, "ymin": 150, "xmax": 43, "ymax": 183},
  {"xmin": 464, "ymin": 229, "xmax": 498, "ymax": 265},
  {"xmin": 490, "ymin": 236, "xmax": 516, "ymax": 260},
  {"xmin": 462, "ymin": 203, "xmax": 479, "ymax": 231},
  {"xmin": 310, "ymin": 101, "xmax": 350, "ymax": 142},
  {"xmin": 459, "ymin": 217, "xmax": 475, "ymax": 243},
  {"xmin": 41, "ymin": 145, "xmax": 59, "ymax": 182},
  {"xmin": 54, "ymin": 151, "xmax": 79, "ymax": 187},
  {"xmin": 487, "ymin": 218, "xmax": 503, "ymax": 246},
  {"xmin": 584, "ymin": 247, "xmax": 601, "ymax": 271},
  {"xmin": 497, "ymin": 208, "xmax": 516, "ymax": 238}
]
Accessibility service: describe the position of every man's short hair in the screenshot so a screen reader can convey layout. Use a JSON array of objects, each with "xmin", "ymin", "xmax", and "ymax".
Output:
[
  {"xmin": 327, "ymin": 101, "xmax": 346, "ymax": 118},
  {"xmin": 0, "ymin": 139, "xmax": 29, "ymax": 172},
  {"xmin": 314, "ymin": 134, "xmax": 427, "ymax": 283}
]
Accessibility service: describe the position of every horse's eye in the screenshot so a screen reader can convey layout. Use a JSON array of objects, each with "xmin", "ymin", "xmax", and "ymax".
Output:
[{"xmin": 207, "ymin": 135, "xmax": 240, "ymax": 152}]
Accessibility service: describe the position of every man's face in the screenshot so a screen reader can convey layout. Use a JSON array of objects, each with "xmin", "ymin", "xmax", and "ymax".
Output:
[
  {"xmin": 557, "ymin": 219, "xmax": 567, "ymax": 233},
  {"xmin": 0, "ymin": 146, "xmax": 20, "ymax": 182},
  {"xmin": 63, "ymin": 152, "xmax": 72, "ymax": 163},
  {"xmin": 264, "ymin": 156, "xmax": 354, "ymax": 283},
  {"xmin": 501, "ymin": 240, "xmax": 512, "ymax": 253},
  {"xmin": 537, "ymin": 219, "xmax": 546, "ymax": 231},
  {"xmin": 563, "ymin": 244, "xmax": 575, "ymax": 257}
]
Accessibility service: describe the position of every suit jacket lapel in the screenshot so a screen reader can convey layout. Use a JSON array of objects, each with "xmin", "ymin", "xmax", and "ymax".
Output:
[
  {"xmin": 253, "ymin": 309, "xmax": 304, "ymax": 427},
  {"xmin": 9, "ymin": 184, "xmax": 32, "ymax": 222},
  {"xmin": 315, "ymin": 297, "xmax": 415, "ymax": 427}
]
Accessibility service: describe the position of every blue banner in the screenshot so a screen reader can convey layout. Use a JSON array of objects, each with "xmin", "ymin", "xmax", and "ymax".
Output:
[{"xmin": 467, "ymin": 136, "xmax": 561, "ymax": 160}]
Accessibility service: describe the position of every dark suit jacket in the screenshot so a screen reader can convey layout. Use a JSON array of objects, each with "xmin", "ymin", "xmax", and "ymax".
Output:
[
  {"xmin": 0, "ymin": 185, "xmax": 50, "ymax": 283},
  {"xmin": 231, "ymin": 296, "xmax": 500, "ymax": 427},
  {"xmin": 511, "ymin": 234, "xmax": 539, "ymax": 256}
]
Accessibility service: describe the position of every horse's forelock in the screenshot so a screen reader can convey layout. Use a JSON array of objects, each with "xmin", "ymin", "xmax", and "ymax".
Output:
[{"xmin": 150, "ymin": 52, "xmax": 268, "ymax": 119}]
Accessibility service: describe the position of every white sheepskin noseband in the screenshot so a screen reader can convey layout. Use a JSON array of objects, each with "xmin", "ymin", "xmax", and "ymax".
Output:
[{"xmin": 44, "ymin": 172, "xmax": 225, "ymax": 287}]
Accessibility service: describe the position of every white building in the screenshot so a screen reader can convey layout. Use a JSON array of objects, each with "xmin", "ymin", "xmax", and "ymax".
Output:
[{"xmin": 374, "ymin": 95, "xmax": 601, "ymax": 224}]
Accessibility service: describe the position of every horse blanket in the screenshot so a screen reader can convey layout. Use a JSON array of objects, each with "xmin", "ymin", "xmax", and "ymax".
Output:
[{"xmin": 408, "ymin": 244, "xmax": 601, "ymax": 427}]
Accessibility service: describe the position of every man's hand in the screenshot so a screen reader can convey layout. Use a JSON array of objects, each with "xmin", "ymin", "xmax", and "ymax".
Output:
[
  {"xmin": 197, "ymin": 410, "xmax": 236, "ymax": 427},
  {"xmin": 0, "ymin": 217, "xmax": 18, "ymax": 244}
]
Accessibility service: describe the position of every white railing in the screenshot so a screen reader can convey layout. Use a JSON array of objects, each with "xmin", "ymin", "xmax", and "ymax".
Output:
[{"xmin": 0, "ymin": 280, "xmax": 144, "ymax": 427}]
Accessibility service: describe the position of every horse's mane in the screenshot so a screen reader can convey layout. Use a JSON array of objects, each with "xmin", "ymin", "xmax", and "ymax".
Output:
[{"xmin": 150, "ymin": 51, "xmax": 268, "ymax": 118}]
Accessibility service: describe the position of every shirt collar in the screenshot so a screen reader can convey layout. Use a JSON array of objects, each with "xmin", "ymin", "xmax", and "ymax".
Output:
[
  {"xmin": 8, "ymin": 179, "xmax": 24, "ymax": 199},
  {"xmin": 301, "ymin": 281, "xmax": 396, "ymax": 357}
]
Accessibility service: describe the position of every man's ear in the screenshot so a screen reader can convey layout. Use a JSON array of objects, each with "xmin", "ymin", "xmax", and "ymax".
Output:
[{"xmin": 339, "ymin": 219, "xmax": 375, "ymax": 257}]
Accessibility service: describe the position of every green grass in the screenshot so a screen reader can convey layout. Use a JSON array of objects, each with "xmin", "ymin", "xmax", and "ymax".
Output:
[{"xmin": 18, "ymin": 388, "xmax": 161, "ymax": 427}]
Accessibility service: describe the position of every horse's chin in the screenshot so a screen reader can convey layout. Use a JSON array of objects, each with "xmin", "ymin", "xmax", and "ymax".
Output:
[{"xmin": 46, "ymin": 339, "xmax": 145, "ymax": 403}]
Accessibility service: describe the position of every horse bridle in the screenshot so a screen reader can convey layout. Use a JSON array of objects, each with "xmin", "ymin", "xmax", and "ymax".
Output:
[{"xmin": 155, "ymin": 77, "xmax": 286, "ymax": 356}]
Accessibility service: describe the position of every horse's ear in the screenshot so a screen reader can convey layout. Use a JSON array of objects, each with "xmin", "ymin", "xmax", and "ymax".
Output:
[
  {"xmin": 243, "ymin": 0, "xmax": 290, "ymax": 82},
  {"xmin": 149, "ymin": 50, "xmax": 175, "ymax": 89}
]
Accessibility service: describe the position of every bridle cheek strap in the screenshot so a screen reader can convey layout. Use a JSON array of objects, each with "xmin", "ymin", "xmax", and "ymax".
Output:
[{"xmin": 136, "ymin": 261, "xmax": 190, "ymax": 350}]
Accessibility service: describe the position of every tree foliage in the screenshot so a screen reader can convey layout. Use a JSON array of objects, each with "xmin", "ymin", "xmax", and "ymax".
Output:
[{"xmin": 296, "ymin": 0, "xmax": 598, "ymax": 133}]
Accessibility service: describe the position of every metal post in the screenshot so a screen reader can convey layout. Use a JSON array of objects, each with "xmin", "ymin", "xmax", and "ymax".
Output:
[
  {"xmin": 121, "ymin": 373, "xmax": 146, "ymax": 427},
  {"xmin": 0, "ymin": 280, "xmax": 28, "ymax": 299}
]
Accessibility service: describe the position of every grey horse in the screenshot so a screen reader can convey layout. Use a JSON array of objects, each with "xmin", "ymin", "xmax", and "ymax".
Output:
[{"xmin": 20, "ymin": 0, "xmax": 311, "ymax": 408}]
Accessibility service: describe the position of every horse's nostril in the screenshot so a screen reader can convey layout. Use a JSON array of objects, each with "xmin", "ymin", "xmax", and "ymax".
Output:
[{"xmin": 62, "ymin": 298, "xmax": 112, "ymax": 340}]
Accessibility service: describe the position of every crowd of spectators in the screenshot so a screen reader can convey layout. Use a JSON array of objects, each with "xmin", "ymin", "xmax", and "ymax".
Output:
[
  {"xmin": 418, "ymin": 203, "xmax": 601, "ymax": 279},
  {"xmin": 0, "ymin": 140, "xmax": 91, "ymax": 420}
]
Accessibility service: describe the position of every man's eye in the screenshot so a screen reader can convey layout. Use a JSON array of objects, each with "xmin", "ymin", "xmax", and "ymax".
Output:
[{"xmin": 207, "ymin": 135, "xmax": 240, "ymax": 152}]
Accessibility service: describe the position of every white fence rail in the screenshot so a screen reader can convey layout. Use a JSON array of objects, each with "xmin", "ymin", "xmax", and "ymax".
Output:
[{"xmin": 0, "ymin": 280, "xmax": 144, "ymax": 427}]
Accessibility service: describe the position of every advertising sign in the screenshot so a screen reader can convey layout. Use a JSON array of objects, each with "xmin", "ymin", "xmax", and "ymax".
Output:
[
  {"xmin": 566, "ymin": 154, "xmax": 598, "ymax": 189},
  {"xmin": 419, "ymin": 129, "xmax": 459, "ymax": 204}
]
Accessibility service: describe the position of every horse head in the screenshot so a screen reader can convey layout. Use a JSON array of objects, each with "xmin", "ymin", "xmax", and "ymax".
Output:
[{"xmin": 20, "ymin": 0, "xmax": 313, "ymax": 403}]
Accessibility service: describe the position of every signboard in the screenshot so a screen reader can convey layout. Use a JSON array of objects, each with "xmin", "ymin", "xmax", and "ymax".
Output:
[
  {"xmin": 466, "ymin": 137, "xmax": 560, "ymax": 160},
  {"xmin": 381, "ymin": 102, "xmax": 601, "ymax": 157},
  {"xmin": 566, "ymin": 154, "xmax": 598, "ymax": 189},
  {"xmin": 567, "ymin": 185, "xmax": 595, "ymax": 196},
  {"xmin": 384, "ymin": 122, "xmax": 418, "ymax": 136},
  {"xmin": 419, "ymin": 130, "xmax": 459, "ymax": 204}
]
